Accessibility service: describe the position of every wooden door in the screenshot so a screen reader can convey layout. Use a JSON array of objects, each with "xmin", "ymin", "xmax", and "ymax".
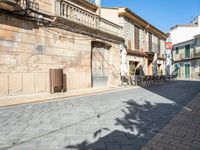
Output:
[
  {"xmin": 92, "ymin": 42, "xmax": 109, "ymax": 87},
  {"xmin": 185, "ymin": 64, "xmax": 190, "ymax": 78}
]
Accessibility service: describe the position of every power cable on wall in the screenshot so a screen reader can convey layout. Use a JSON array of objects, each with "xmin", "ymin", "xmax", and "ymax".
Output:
[{"xmin": 40, "ymin": 27, "xmax": 94, "ymax": 41}]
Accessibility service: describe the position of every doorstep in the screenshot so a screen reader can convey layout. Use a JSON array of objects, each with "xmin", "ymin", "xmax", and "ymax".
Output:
[{"xmin": 0, "ymin": 85, "xmax": 137, "ymax": 107}]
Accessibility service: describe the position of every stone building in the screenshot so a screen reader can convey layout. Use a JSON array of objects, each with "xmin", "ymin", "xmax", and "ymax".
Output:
[
  {"xmin": 101, "ymin": 7, "xmax": 167, "ymax": 76},
  {"xmin": 170, "ymin": 16, "xmax": 200, "ymax": 79},
  {"xmin": 0, "ymin": 0, "xmax": 124, "ymax": 97}
]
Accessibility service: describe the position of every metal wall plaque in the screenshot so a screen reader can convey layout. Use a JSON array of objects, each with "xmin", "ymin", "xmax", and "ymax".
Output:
[{"xmin": 35, "ymin": 44, "xmax": 45, "ymax": 54}]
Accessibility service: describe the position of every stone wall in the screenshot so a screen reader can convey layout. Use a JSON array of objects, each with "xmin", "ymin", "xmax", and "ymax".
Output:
[
  {"xmin": 107, "ymin": 44, "xmax": 121, "ymax": 86},
  {"xmin": 120, "ymin": 17, "xmax": 135, "ymax": 50},
  {"xmin": 0, "ymin": 14, "xmax": 121, "ymax": 96}
]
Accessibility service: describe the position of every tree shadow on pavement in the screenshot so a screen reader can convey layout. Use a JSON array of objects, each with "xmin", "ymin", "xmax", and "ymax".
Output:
[
  {"xmin": 65, "ymin": 80, "xmax": 200, "ymax": 150},
  {"xmin": 65, "ymin": 99, "xmax": 183, "ymax": 150}
]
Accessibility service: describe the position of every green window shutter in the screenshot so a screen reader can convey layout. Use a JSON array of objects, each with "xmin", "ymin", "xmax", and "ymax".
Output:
[
  {"xmin": 176, "ymin": 47, "xmax": 179, "ymax": 54},
  {"xmin": 185, "ymin": 45, "xmax": 190, "ymax": 58},
  {"xmin": 185, "ymin": 64, "xmax": 190, "ymax": 78}
]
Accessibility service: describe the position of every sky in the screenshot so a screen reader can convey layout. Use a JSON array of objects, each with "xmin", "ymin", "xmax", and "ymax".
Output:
[{"xmin": 100, "ymin": 0, "xmax": 200, "ymax": 32}]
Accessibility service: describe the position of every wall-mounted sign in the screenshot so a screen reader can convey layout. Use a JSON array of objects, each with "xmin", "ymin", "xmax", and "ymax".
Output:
[
  {"xmin": 166, "ymin": 49, "xmax": 171, "ymax": 55},
  {"xmin": 166, "ymin": 42, "xmax": 173, "ymax": 49}
]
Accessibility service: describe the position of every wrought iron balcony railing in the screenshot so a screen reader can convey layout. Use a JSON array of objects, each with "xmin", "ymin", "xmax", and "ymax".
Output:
[{"xmin": 55, "ymin": 0, "xmax": 121, "ymax": 36}]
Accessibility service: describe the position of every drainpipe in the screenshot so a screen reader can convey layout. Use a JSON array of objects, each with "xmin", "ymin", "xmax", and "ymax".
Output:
[{"xmin": 95, "ymin": 0, "xmax": 101, "ymax": 16}]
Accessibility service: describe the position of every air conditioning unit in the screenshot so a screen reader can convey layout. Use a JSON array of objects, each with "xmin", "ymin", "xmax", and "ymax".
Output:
[{"xmin": 0, "ymin": 0, "xmax": 19, "ymax": 11}]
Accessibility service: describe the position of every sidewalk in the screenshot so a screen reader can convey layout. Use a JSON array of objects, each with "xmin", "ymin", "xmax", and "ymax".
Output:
[
  {"xmin": 0, "ymin": 85, "xmax": 137, "ymax": 107},
  {"xmin": 142, "ymin": 92, "xmax": 200, "ymax": 150}
]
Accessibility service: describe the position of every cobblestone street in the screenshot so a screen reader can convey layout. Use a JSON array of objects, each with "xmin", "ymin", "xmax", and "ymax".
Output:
[{"xmin": 0, "ymin": 80, "xmax": 200, "ymax": 150}]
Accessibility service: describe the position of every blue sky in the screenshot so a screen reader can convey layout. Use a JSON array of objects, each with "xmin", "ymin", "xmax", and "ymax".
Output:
[{"xmin": 100, "ymin": 0, "xmax": 200, "ymax": 32}]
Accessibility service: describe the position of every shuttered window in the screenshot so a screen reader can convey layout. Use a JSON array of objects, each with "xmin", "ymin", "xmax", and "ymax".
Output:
[
  {"xmin": 158, "ymin": 38, "xmax": 161, "ymax": 54},
  {"xmin": 148, "ymin": 33, "xmax": 152, "ymax": 52},
  {"xmin": 185, "ymin": 45, "xmax": 190, "ymax": 58},
  {"xmin": 134, "ymin": 26, "xmax": 140, "ymax": 50},
  {"xmin": 176, "ymin": 47, "xmax": 179, "ymax": 54},
  {"xmin": 128, "ymin": 40, "xmax": 132, "ymax": 50}
]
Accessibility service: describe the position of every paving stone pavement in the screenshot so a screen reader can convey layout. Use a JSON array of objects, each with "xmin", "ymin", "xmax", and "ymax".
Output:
[
  {"xmin": 0, "ymin": 80, "xmax": 200, "ymax": 150},
  {"xmin": 141, "ymin": 92, "xmax": 200, "ymax": 150}
]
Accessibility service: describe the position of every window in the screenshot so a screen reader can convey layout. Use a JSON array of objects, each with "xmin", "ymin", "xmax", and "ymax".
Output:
[
  {"xmin": 148, "ymin": 33, "xmax": 152, "ymax": 52},
  {"xmin": 134, "ymin": 26, "xmax": 140, "ymax": 50},
  {"xmin": 185, "ymin": 63, "xmax": 190, "ymax": 78},
  {"xmin": 176, "ymin": 47, "xmax": 179, "ymax": 54},
  {"xmin": 128, "ymin": 40, "xmax": 132, "ymax": 50},
  {"xmin": 185, "ymin": 45, "xmax": 190, "ymax": 58},
  {"xmin": 157, "ymin": 38, "xmax": 161, "ymax": 54}
]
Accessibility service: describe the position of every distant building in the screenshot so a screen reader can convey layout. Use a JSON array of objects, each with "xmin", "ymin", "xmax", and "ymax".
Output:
[
  {"xmin": 101, "ymin": 7, "xmax": 167, "ymax": 76},
  {"xmin": 170, "ymin": 16, "xmax": 200, "ymax": 79},
  {"xmin": 170, "ymin": 16, "xmax": 200, "ymax": 45}
]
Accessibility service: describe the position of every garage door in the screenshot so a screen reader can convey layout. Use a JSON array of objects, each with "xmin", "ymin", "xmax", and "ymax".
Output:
[{"xmin": 91, "ymin": 42, "xmax": 110, "ymax": 87}]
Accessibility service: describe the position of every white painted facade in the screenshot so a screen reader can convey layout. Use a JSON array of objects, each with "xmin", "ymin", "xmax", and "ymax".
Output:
[
  {"xmin": 170, "ymin": 16, "xmax": 200, "ymax": 79},
  {"xmin": 172, "ymin": 35, "xmax": 200, "ymax": 79},
  {"xmin": 170, "ymin": 16, "xmax": 200, "ymax": 45},
  {"xmin": 101, "ymin": 8, "xmax": 120, "ymax": 25}
]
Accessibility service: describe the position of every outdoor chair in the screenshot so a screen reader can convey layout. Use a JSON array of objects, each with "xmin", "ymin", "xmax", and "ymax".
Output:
[
  {"xmin": 150, "ymin": 76, "xmax": 154, "ymax": 85},
  {"xmin": 140, "ymin": 76, "xmax": 146, "ymax": 87},
  {"xmin": 146, "ymin": 75, "xmax": 151, "ymax": 86}
]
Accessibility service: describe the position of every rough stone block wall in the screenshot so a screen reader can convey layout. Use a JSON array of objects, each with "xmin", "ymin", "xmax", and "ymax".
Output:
[
  {"xmin": 108, "ymin": 44, "xmax": 121, "ymax": 86},
  {"xmin": 0, "ymin": 14, "xmax": 92, "ymax": 96},
  {"xmin": 0, "ymin": 14, "xmax": 121, "ymax": 96},
  {"xmin": 121, "ymin": 17, "xmax": 135, "ymax": 49}
]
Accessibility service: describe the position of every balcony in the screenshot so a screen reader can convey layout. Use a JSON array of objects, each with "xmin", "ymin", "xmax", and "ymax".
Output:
[
  {"xmin": 174, "ymin": 52, "xmax": 200, "ymax": 62},
  {"xmin": 0, "ymin": 0, "xmax": 19, "ymax": 11},
  {"xmin": 193, "ymin": 52, "xmax": 200, "ymax": 58},
  {"xmin": 0, "ymin": 0, "xmax": 39, "ymax": 15},
  {"xmin": 180, "ymin": 53, "xmax": 185, "ymax": 60},
  {"xmin": 180, "ymin": 53, "xmax": 191, "ymax": 60},
  {"xmin": 54, "ymin": 0, "xmax": 122, "ymax": 37}
]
